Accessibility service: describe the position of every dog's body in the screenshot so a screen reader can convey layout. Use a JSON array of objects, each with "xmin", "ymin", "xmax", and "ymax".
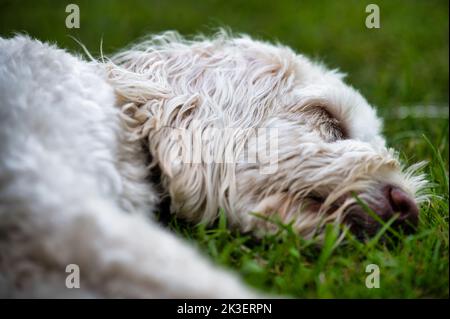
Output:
[{"xmin": 0, "ymin": 33, "xmax": 426, "ymax": 298}]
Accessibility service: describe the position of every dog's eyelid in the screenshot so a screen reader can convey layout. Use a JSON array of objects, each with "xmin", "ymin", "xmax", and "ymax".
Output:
[{"xmin": 302, "ymin": 103, "xmax": 349, "ymax": 141}]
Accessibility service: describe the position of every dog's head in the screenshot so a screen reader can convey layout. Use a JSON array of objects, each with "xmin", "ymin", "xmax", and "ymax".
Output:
[{"xmin": 108, "ymin": 32, "xmax": 428, "ymax": 240}]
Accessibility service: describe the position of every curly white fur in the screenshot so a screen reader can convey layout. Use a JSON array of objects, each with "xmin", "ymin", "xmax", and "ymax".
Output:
[
  {"xmin": 107, "ymin": 31, "xmax": 427, "ymax": 236},
  {"xmin": 0, "ymin": 32, "xmax": 427, "ymax": 298}
]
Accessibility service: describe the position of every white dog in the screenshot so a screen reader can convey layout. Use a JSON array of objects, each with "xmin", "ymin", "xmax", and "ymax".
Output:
[{"xmin": 0, "ymin": 32, "xmax": 427, "ymax": 298}]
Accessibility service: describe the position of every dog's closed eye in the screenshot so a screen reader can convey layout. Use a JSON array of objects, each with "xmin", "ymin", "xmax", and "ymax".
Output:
[
  {"xmin": 320, "ymin": 110, "xmax": 347, "ymax": 141},
  {"xmin": 302, "ymin": 105, "xmax": 348, "ymax": 142}
]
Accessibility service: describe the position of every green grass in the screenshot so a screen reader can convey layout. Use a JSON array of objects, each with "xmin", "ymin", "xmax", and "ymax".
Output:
[
  {"xmin": 1, "ymin": 0, "xmax": 448, "ymax": 298},
  {"xmin": 167, "ymin": 143, "xmax": 448, "ymax": 298}
]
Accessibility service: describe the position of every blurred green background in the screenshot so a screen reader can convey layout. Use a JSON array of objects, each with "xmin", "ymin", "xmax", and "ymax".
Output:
[{"xmin": 0, "ymin": 0, "xmax": 448, "ymax": 107}]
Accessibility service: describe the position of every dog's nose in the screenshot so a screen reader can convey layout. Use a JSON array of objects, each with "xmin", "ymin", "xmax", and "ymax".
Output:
[
  {"xmin": 384, "ymin": 185, "xmax": 419, "ymax": 233},
  {"xmin": 388, "ymin": 186, "xmax": 419, "ymax": 222},
  {"xmin": 346, "ymin": 185, "xmax": 420, "ymax": 239}
]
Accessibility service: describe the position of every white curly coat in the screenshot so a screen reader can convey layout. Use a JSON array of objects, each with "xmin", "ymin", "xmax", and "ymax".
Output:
[{"xmin": 0, "ymin": 33, "xmax": 426, "ymax": 298}]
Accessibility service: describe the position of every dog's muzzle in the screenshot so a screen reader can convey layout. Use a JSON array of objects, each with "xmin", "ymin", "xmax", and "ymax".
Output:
[{"xmin": 345, "ymin": 184, "xmax": 419, "ymax": 239}]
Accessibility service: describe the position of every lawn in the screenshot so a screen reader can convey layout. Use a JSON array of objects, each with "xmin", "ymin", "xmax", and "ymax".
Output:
[{"xmin": 1, "ymin": 0, "xmax": 448, "ymax": 298}]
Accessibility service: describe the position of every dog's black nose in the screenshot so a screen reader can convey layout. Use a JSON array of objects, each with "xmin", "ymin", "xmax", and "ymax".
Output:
[{"xmin": 388, "ymin": 186, "xmax": 419, "ymax": 229}]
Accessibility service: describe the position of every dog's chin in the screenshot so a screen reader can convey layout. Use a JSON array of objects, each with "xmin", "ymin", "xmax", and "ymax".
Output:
[{"xmin": 344, "ymin": 206, "xmax": 385, "ymax": 240}]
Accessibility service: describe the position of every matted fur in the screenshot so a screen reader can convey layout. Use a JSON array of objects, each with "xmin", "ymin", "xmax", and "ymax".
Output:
[{"xmin": 0, "ymin": 31, "xmax": 427, "ymax": 298}]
